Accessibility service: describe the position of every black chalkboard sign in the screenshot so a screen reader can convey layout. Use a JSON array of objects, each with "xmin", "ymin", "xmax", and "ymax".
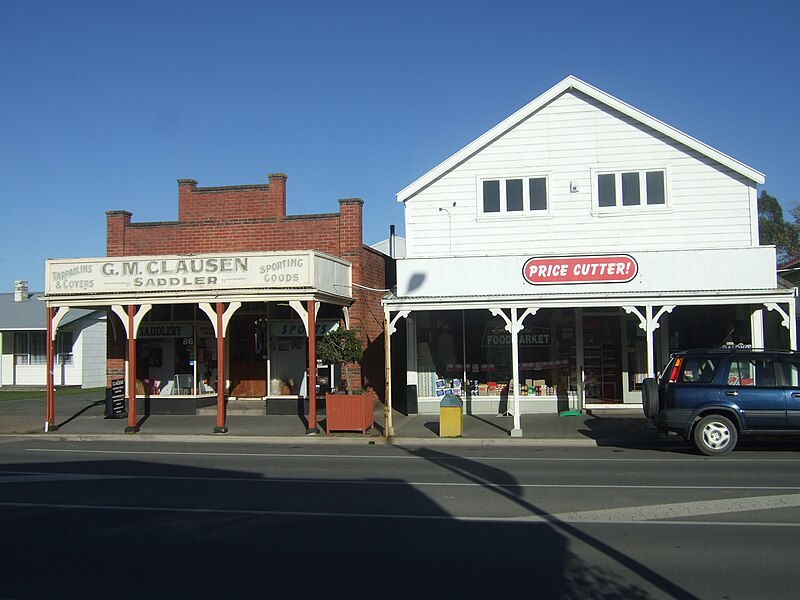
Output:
[{"xmin": 110, "ymin": 378, "xmax": 126, "ymax": 416}]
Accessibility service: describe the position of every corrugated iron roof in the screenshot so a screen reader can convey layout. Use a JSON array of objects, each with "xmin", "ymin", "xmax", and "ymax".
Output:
[{"xmin": 0, "ymin": 292, "xmax": 99, "ymax": 330}]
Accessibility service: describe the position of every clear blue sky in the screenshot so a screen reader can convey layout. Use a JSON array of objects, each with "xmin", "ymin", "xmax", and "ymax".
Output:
[{"xmin": 1, "ymin": 0, "xmax": 798, "ymax": 292}]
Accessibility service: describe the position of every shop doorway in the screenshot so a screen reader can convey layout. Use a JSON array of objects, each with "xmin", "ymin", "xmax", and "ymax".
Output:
[
  {"xmin": 229, "ymin": 315, "xmax": 268, "ymax": 397},
  {"xmin": 582, "ymin": 313, "xmax": 623, "ymax": 404}
]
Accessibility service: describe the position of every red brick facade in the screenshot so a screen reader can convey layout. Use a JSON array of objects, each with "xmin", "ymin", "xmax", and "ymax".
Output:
[{"xmin": 106, "ymin": 173, "xmax": 391, "ymax": 399}]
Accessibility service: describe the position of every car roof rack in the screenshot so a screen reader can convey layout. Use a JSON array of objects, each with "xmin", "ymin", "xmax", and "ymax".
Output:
[{"xmin": 681, "ymin": 347, "xmax": 798, "ymax": 355}]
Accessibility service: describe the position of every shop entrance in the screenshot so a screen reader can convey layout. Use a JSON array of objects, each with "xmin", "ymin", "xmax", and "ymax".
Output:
[
  {"xmin": 226, "ymin": 305, "xmax": 339, "ymax": 399},
  {"xmin": 582, "ymin": 313, "xmax": 623, "ymax": 404},
  {"xmin": 229, "ymin": 315, "xmax": 268, "ymax": 397}
]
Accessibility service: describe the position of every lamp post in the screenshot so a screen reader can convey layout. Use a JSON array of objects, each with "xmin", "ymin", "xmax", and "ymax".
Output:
[{"xmin": 438, "ymin": 202, "xmax": 456, "ymax": 255}]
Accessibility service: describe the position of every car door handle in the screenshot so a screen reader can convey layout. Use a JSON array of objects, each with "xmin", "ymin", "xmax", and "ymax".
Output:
[
  {"xmin": 725, "ymin": 391, "xmax": 739, "ymax": 396},
  {"xmin": 792, "ymin": 392, "xmax": 800, "ymax": 398}
]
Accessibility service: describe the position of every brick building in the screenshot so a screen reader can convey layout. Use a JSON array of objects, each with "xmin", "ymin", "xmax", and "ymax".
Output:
[{"xmin": 43, "ymin": 173, "xmax": 391, "ymax": 434}]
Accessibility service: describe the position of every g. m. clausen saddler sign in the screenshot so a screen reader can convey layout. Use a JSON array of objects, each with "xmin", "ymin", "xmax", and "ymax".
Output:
[{"xmin": 45, "ymin": 251, "xmax": 349, "ymax": 296}]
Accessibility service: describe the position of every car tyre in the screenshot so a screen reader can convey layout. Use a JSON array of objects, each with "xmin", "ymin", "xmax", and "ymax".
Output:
[
  {"xmin": 693, "ymin": 414, "xmax": 737, "ymax": 456},
  {"xmin": 641, "ymin": 377, "xmax": 658, "ymax": 418}
]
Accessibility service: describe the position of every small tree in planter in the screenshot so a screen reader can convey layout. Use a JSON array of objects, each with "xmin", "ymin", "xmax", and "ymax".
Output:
[
  {"xmin": 316, "ymin": 327, "xmax": 372, "ymax": 433},
  {"xmin": 316, "ymin": 327, "xmax": 363, "ymax": 394}
]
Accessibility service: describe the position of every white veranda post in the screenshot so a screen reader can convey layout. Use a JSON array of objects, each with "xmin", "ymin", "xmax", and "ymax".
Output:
[
  {"xmin": 623, "ymin": 305, "xmax": 675, "ymax": 378},
  {"xmin": 490, "ymin": 306, "xmax": 539, "ymax": 438}
]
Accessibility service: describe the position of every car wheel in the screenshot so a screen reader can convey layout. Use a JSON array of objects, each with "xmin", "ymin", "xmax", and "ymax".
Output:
[
  {"xmin": 693, "ymin": 414, "xmax": 738, "ymax": 456},
  {"xmin": 641, "ymin": 377, "xmax": 658, "ymax": 418}
]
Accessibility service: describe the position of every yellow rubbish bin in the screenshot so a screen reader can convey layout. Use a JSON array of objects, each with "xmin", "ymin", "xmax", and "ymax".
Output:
[{"xmin": 439, "ymin": 393, "xmax": 463, "ymax": 437}]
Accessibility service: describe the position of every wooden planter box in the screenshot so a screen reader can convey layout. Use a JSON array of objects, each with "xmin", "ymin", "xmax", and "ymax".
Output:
[{"xmin": 325, "ymin": 391, "xmax": 374, "ymax": 434}]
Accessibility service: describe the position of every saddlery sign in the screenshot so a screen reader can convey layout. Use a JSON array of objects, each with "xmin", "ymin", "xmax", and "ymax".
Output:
[{"xmin": 45, "ymin": 251, "xmax": 349, "ymax": 296}]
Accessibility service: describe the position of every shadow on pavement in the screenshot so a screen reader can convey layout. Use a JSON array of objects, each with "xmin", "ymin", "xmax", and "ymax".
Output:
[
  {"xmin": 0, "ymin": 446, "xmax": 695, "ymax": 600},
  {"xmin": 56, "ymin": 399, "xmax": 106, "ymax": 430},
  {"xmin": 403, "ymin": 446, "xmax": 700, "ymax": 600}
]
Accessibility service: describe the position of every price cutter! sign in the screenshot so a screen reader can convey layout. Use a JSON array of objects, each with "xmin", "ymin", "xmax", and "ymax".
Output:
[{"xmin": 523, "ymin": 255, "xmax": 638, "ymax": 285}]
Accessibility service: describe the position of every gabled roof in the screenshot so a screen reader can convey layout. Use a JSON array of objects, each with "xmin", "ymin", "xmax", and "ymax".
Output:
[
  {"xmin": 0, "ymin": 292, "xmax": 99, "ymax": 330},
  {"xmin": 397, "ymin": 75, "xmax": 765, "ymax": 202}
]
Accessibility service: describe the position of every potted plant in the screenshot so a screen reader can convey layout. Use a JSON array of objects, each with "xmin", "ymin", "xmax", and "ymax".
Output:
[{"xmin": 316, "ymin": 327, "xmax": 373, "ymax": 433}]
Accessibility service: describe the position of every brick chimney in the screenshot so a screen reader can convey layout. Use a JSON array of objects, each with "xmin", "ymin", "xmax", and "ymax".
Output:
[
  {"xmin": 106, "ymin": 210, "xmax": 132, "ymax": 256},
  {"xmin": 267, "ymin": 173, "xmax": 287, "ymax": 217},
  {"xmin": 338, "ymin": 198, "xmax": 364, "ymax": 254}
]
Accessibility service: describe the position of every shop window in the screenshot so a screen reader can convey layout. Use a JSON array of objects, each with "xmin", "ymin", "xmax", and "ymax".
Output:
[
  {"xmin": 145, "ymin": 305, "xmax": 172, "ymax": 321},
  {"xmin": 625, "ymin": 317, "xmax": 646, "ymax": 391},
  {"xmin": 594, "ymin": 169, "xmax": 667, "ymax": 210},
  {"xmin": 173, "ymin": 304, "xmax": 194, "ymax": 321},
  {"xmin": 415, "ymin": 309, "xmax": 576, "ymax": 400},
  {"xmin": 479, "ymin": 176, "xmax": 549, "ymax": 216},
  {"xmin": 135, "ymin": 320, "xmax": 212, "ymax": 396},
  {"xmin": 414, "ymin": 312, "xmax": 464, "ymax": 398},
  {"xmin": 269, "ymin": 302, "xmax": 295, "ymax": 320},
  {"xmin": 268, "ymin": 317, "xmax": 307, "ymax": 395}
]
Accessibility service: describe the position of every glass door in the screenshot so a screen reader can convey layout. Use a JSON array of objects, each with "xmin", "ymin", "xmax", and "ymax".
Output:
[{"xmin": 583, "ymin": 313, "xmax": 622, "ymax": 404}]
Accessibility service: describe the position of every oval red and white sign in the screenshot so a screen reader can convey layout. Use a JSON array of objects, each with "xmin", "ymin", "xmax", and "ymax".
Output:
[{"xmin": 522, "ymin": 255, "xmax": 638, "ymax": 285}]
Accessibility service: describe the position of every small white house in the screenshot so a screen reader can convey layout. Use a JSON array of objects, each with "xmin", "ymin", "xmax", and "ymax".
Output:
[
  {"xmin": 383, "ymin": 76, "xmax": 796, "ymax": 435},
  {"xmin": 0, "ymin": 281, "xmax": 106, "ymax": 388}
]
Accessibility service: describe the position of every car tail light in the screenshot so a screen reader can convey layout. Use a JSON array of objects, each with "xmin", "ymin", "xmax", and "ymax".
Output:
[{"xmin": 668, "ymin": 357, "xmax": 683, "ymax": 383}]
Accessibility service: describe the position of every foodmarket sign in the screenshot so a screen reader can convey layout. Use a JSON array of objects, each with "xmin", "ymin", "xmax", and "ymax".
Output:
[
  {"xmin": 45, "ymin": 251, "xmax": 344, "ymax": 295},
  {"xmin": 522, "ymin": 255, "xmax": 637, "ymax": 285}
]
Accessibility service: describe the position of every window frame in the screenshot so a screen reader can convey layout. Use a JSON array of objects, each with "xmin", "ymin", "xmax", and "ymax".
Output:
[
  {"xmin": 477, "ymin": 174, "xmax": 551, "ymax": 218},
  {"xmin": 727, "ymin": 356, "xmax": 779, "ymax": 387},
  {"xmin": 14, "ymin": 331, "xmax": 47, "ymax": 366},
  {"xmin": 56, "ymin": 331, "xmax": 74, "ymax": 366},
  {"xmin": 591, "ymin": 167, "xmax": 669, "ymax": 214}
]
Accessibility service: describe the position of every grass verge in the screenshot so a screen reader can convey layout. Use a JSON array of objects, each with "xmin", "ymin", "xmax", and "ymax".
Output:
[{"xmin": 0, "ymin": 387, "xmax": 105, "ymax": 402}]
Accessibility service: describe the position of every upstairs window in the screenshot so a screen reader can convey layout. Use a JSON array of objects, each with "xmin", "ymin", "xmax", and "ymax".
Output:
[
  {"xmin": 483, "ymin": 180, "xmax": 501, "ymax": 213},
  {"xmin": 594, "ymin": 169, "xmax": 667, "ymax": 210},
  {"xmin": 480, "ymin": 176, "xmax": 549, "ymax": 215}
]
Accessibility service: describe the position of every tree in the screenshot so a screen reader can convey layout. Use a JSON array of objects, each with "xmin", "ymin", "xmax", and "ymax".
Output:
[
  {"xmin": 758, "ymin": 190, "xmax": 800, "ymax": 264},
  {"xmin": 316, "ymin": 327, "xmax": 363, "ymax": 393}
]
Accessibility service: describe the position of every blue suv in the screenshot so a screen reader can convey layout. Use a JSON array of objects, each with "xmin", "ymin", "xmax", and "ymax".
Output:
[{"xmin": 642, "ymin": 348, "xmax": 800, "ymax": 455}]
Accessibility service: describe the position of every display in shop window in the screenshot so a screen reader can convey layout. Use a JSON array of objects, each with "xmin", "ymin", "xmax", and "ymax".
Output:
[{"xmin": 415, "ymin": 309, "xmax": 579, "ymax": 402}]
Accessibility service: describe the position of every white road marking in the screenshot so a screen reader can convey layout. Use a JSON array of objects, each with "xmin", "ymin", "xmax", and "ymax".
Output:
[
  {"xmin": 0, "ymin": 496, "xmax": 799, "ymax": 527},
  {"xmin": 2, "ymin": 470, "xmax": 800, "ymax": 491},
  {"xmin": 24, "ymin": 447, "xmax": 800, "ymax": 463},
  {"xmin": 544, "ymin": 493, "xmax": 800, "ymax": 523},
  {"xmin": 0, "ymin": 473, "xmax": 129, "ymax": 484}
]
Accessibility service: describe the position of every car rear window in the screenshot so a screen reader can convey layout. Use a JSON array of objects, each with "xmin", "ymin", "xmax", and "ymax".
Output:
[{"xmin": 678, "ymin": 357, "xmax": 720, "ymax": 384}]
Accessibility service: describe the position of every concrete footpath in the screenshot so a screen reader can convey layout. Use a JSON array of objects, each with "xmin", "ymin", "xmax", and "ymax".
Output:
[{"xmin": 0, "ymin": 390, "xmax": 672, "ymax": 447}]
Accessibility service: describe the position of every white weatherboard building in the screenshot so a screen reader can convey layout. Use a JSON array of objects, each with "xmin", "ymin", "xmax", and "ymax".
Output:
[
  {"xmin": 383, "ymin": 76, "xmax": 796, "ymax": 436},
  {"xmin": 0, "ymin": 281, "xmax": 106, "ymax": 389}
]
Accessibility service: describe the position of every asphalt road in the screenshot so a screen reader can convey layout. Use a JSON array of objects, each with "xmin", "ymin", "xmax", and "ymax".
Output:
[{"xmin": 1, "ymin": 437, "xmax": 799, "ymax": 599}]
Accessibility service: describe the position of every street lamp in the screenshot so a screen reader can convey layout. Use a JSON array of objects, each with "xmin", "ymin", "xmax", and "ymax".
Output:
[{"xmin": 438, "ymin": 202, "xmax": 456, "ymax": 255}]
